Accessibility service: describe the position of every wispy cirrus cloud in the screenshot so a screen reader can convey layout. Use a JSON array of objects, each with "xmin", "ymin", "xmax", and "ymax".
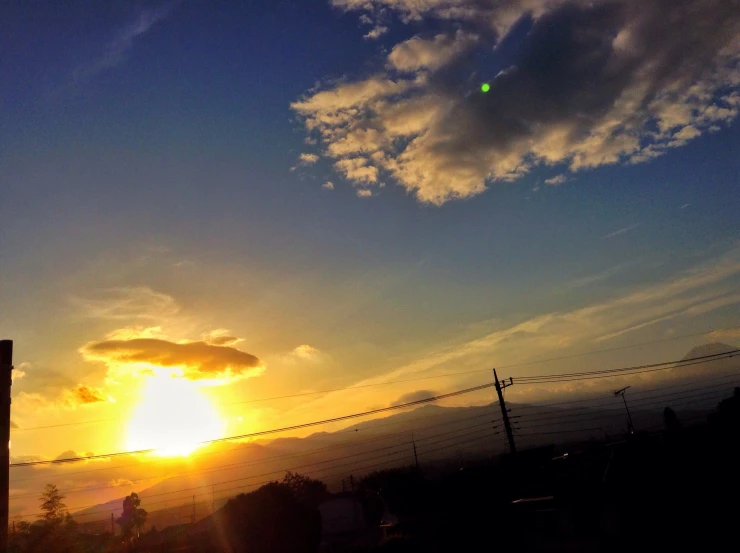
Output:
[
  {"xmin": 602, "ymin": 223, "xmax": 642, "ymax": 239},
  {"xmin": 72, "ymin": 2, "xmax": 177, "ymax": 84},
  {"xmin": 284, "ymin": 247, "xmax": 740, "ymax": 423},
  {"xmin": 70, "ymin": 287, "xmax": 180, "ymax": 321},
  {"xmin": 294, "ymin": 0, "xmax": 740, "ymax": 205}
]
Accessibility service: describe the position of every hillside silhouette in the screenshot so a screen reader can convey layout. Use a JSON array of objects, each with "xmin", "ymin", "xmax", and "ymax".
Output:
[{"xmin": 62, "ymin": 343, "xmax": 739, "ymax": 529}]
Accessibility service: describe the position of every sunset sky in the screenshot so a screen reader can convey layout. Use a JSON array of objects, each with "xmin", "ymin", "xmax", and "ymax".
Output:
[{"xmin": 1, "ymin": 0, "xmax": 739, "ymax": 482}]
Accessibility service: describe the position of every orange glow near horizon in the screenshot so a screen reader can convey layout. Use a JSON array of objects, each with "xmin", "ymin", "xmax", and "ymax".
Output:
[{"xmin": 126, "ymin": 372, "xmax": 224, "ymax": 457}]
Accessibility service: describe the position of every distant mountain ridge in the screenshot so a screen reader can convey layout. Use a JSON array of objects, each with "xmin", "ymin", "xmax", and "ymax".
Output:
[
  {"xmin": 681, "ymin": 342, "xmax": 738, "ymax": 361},
  {"xmin": 70, "ymin": 343, "xmax": 740, "ymax": 525}
]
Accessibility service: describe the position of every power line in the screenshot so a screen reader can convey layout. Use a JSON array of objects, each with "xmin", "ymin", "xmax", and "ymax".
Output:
[
  {"xmin": 511, "ymin": 371, "xmax": 740, "ymax": 411},
  {"xmin": 8, "ymin": 350, "xmax": 738, "ymax": 519},
  {"xmin": 515, "ymin": 427, "xmax": 606, "ymax": 437},
  {"xmin": 415, "ymin": 427, "xmax": 495, "ymax": 453},
  {"xmin": 11, "ymin": 351, "xmax": 738, "ymax": 479},
  {"xmin": 341, "ymin": 404, "xmax": 498, "ymax": 433},
  {"xmin": 11, "ymin": 408, "xmax": 500, "ymax": 484},
  {"xmin": 10, "ymin": 382, "xmax": 493, "ymax": 468},
  {"xmin": 9, "ymin": 418, "xmax": 498, "ymax": 500},
  {"xmin": 514, "ymin": 388, "xmax": 735, "ymax": 430},
  {"xmin": 12, "ymin": 325, "xmax": 738, "ymax": 433},
  {"xmin": 14, "ymin": 449, "xmax": 415, "ymax": 522},
  {"xmin": 513, "ymin": 381, "xmax": 740, "ymax": 424},
  {"xmin": 513, "ymin": 350, "xmax": 739, "ymax": 383},
  {"xmin": 21, "ymin": 447, "xmax": 417, "ymax": 519},
  {"xmin": 12, "ymin": 422, "xmax": 503, "ymax": 521},
  {"xmin": 219, "ymin": 327, "xmax": 740, "ymax": 405}
]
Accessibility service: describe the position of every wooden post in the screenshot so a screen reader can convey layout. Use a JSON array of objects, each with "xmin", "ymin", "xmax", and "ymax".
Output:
[
  {"xmin": 494, "ymin": 369, "xmax": 516, "ymax": 454},
  {"xmin": 0, "ymin": 340, "xmax": 13, "ymax": 552}
]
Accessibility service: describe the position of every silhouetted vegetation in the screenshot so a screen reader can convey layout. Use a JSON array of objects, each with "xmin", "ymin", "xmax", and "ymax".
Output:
[
  {"xmin": 8, "ymin": 485, "xmax": 82, "ymax": 553},
  {"xmin": 357, "ymin": 467, "xmax": 428, "ymax": 524},
  {"xmin": 117, "ymin": 492, "xmax": 147, "ymax": 541},
  {"xmin": 218, "ymin": 480, "xmax": 322, "ymax": 553},
  {"xmin": 709, "ymin": 386, "xmax": 740, "ymax": 429},
  {"xmin": 282, "ymin": 471, "xmax": 330, "ymax": 507},
  {"xmin": 8, "ymin": 391, "xmax": 740, "ymax": 552},
  {"xmin": 663, "ymin": 406, "xmax": 682, "ymax": 432}
]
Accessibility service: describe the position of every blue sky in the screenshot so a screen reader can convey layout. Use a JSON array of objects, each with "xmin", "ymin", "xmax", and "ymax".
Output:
[{"xmin": 1, "ymin": 0, "xmax": 740, "ymax": 466}]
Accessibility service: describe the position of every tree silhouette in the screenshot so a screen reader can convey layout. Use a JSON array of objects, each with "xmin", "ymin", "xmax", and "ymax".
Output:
[
  {"xmin": 359, "ymin": 467, "xmax": 427, "ymax": 520},
  {"xmin": 282, "ymin": 471, "xmax": 329, "ymax": 507},
  {"xmin": 709, "ymin": 387, "xmax": 740, "ymax": 430},
  {"xmin": 39, "ymin": 484, "xmax": 66, "ymax": 527},
  {"xmin": 117, "ymin": 492, "xmax": 147, "ymax": 540},
  {"xmin": 9, "ymin": 484, "xmax": 80, "ymax": 553},
  {"xmin": 663, "ymin": 407, "xmax": 682, "ymax": 433},
  {"xmin": 221, "ymin": 481, "xmax": 321, "ymax": 553}
]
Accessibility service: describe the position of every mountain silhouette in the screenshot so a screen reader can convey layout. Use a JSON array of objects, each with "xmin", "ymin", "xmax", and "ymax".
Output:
[
  {"xmin": 681, "ymin": 342, "xmax": 737, "ymax": 361},
  {"xmin": 70, "ymin": 343, "xmax": 739, "ymax": 528}
]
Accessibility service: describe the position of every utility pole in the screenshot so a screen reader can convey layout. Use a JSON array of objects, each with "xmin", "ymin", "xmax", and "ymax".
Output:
[
  {"xmin": 493, "ymin": 369, "xmax": 516, "ymax": 454},
  {"xmin": 0, "ymin": 340, "xmax": 13, "ymax": 553},
  {"xmin": 614, "ymin": 386, "xmax": 635, "ymax": 434},
  {"xmin": 412, "ymin": 433, "xmax": 419, "ymax": 469}
]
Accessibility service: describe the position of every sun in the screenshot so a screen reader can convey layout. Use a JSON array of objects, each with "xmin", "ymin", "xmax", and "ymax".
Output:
[{"xmin": 126, "ymin": 373, "xmax": 224, "ymax": 457}]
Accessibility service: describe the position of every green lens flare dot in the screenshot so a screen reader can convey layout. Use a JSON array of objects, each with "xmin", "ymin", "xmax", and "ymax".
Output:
[{"xmin": 481, "ymin": 83, "xmax": 490, "ymax": 93}]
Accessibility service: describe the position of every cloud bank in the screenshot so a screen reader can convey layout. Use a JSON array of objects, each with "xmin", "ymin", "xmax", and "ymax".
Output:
[{"xmin": 293, "ymin": 0, "xmax": 740, "ymax": 204}]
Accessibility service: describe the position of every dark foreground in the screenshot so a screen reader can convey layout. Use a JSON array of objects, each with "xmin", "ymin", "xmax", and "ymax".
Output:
[{"xmin": 10, "ymin": 390, "xmax": 740, "ymax": 553}]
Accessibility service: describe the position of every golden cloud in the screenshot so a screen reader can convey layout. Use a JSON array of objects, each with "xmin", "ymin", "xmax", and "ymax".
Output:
[
  {"xmin": 80, "ymin": 338, "xmax": 263, "ymax": 381},
  {"xmin": 73, "ymin": 385, "xmax": 107, "ymax": 404},
  {"xmin": 201, "ymin": 329, "xmax": 243, "ymax": 347},
  {"xmin": 15, "ymin": 385, "xmax": 110, "ymax": 411}
]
